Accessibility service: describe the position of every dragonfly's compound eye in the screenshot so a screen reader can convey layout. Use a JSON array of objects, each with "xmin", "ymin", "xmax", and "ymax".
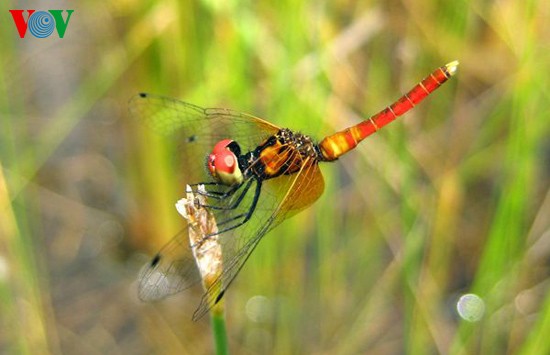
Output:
[
  {"xmin": 208, "ymin": 140, "xmax": 244, "ymax": 186},
  {"xmin": 212, "ymin": 139, "xmax": 235, "ymax": 154}
]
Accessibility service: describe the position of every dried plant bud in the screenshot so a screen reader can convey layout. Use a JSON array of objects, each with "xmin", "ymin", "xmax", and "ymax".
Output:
[{"xmin": 175, "ymin": 185, "xmax": 222, "ymax": 291}]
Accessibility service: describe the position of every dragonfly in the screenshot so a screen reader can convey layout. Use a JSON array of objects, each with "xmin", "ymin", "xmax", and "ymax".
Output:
[{"xmin": 131, "ymin": 61, "xmax": 458, "ymax": 320}]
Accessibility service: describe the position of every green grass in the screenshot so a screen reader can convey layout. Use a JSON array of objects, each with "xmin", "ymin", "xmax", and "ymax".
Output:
[{"xmin": 1, "ymin": 0, "xmax": 549, "ymax": 353}]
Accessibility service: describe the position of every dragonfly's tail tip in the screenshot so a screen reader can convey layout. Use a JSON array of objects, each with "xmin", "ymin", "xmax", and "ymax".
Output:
[{"xmin": 445, "ymin": 60, "xmax": 459, "ymax": 76}]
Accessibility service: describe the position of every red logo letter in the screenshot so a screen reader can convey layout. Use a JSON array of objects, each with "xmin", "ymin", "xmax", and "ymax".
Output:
[{"xmin": 9, "ymin": 10, "xmax": 35, "ymax": 38}]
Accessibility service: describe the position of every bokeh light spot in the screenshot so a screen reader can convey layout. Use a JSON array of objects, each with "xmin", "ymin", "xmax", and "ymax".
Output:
[{"xmin": 457, "ymin": 293, "xmax": 485, "ymax": 322}]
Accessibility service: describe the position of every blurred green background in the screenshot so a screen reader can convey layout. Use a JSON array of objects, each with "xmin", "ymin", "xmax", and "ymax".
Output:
[{"xmin": 1, "ymin": 0, "xmax": 549, "ymax": 353}]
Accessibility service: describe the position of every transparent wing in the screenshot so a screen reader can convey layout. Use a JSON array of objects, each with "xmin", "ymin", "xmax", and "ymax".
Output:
[
  {"xmin": 129, "ymin": 93, "xmax": 281, "ymax": 184},
  {"xmin": 137, "ymin": 229, "xmax": 201, "ymax": 301}
]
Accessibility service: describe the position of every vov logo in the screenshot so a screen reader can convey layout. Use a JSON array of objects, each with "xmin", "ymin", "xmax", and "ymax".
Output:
[{"xmin": 9, "ymin": 10, "xmax": 74, "ymax": 38}]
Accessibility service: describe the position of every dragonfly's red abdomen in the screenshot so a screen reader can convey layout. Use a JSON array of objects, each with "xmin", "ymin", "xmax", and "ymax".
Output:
[{"xmin": 319, "ymin": 61, "xmax": 458, "ymax": 161}]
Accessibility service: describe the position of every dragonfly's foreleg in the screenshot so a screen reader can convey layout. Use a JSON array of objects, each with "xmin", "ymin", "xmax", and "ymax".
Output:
[
  {"xmin": 189, "ymin": 181, "xmax": 239, "ymax": 200},
  {"xmin": 199, "ymin": 179, "xmax": 254, "ymax": 211},
  {"xmin": 189, "ymin": 179, "xmax": 262, "ymax": 248},
  {"xmin": 188, "ymin": 178, "xmax": 262, "ymax": 252},
  {"xmin": 207, "ymin": 179, "xmax": 262, "ymax": 237}
]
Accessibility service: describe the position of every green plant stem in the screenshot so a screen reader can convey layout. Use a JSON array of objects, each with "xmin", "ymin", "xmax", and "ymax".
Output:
[{"xmin": 211, "ymin": 303, "xmax": 228, "ymax": 355}]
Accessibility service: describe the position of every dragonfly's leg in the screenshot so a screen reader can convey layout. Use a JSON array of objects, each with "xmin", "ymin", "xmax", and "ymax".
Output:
[
  {"xmin": 189, "ymin": 182, "xmax": 220, "ymax": 187},
  {"xmin": 240, "ymin": 178, "xmax": 262, "ymax": 223},
  {"xmin": 190, "ymin": 180, "xmax": 262, "ymax": 249},
  {"xmin": 202, "ymin": 179, "xmax": 254, "ymax": 211},
  {"xmin": 205, "ymin": 180, "xmax": 262, "ymax": 236},
  {"xmin": 189, "ymin": 182, "xmax": 239, "ymax": 200}
]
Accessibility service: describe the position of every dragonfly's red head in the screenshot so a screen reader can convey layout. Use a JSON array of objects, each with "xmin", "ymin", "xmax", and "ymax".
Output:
[{"xmin": 207, "ymin": 139, "xmax": 243, "ymax": 186}]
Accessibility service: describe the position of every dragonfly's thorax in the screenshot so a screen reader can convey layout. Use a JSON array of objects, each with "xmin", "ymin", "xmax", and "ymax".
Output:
[
  {"xmin": 277, "ymin": 128, "xmax": 320, "ymax": 158},
  {"xmin": 241, "ymin": 128, "xmax": 321, "ymax": 180}
]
